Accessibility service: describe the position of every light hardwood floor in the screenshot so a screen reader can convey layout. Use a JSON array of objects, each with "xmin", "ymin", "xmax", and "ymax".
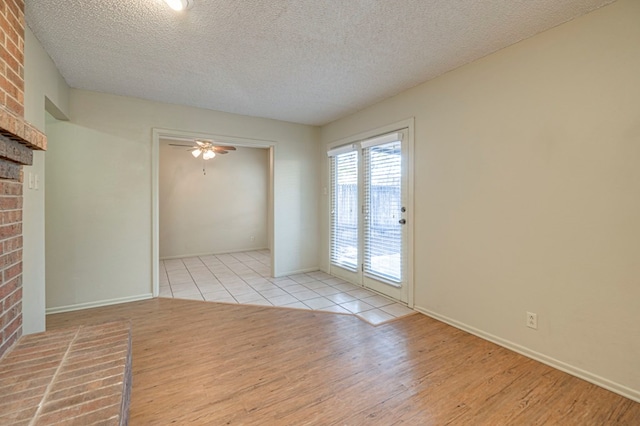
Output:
[{"xmin": 47, "ymin": 298, "xmax": 639, "ymax": 425}]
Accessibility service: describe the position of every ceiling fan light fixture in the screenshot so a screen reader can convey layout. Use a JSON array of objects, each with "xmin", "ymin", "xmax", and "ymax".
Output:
[
  {"xmin": 163, "ymin": 0, "xmax": 193, "ymax": 11},
  {"xmin": 168, "ymin": 139, "xmax": 235, "ymax": 163}
]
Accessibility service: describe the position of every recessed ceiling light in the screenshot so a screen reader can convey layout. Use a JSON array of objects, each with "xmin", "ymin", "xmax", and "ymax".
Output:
[{"xmin": 163, "ymin": 0, "xmax": 193, "ymax": 11}]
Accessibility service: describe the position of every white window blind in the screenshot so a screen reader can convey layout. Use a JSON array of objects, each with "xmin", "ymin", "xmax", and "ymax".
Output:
[
  {"xmin": 363, "ymin": 137, "xmax": 402, "ymax": 284},
  {"xmin": 330, "ymin": 150, "xmax": 358, "ymax": 271},
  {"xmin": 327, "ymin": 143, "xmax": 356, "ymax": 157},
  {"xmin": 360, "ymin": 132, "xmax": 402, "ymax": 149}
]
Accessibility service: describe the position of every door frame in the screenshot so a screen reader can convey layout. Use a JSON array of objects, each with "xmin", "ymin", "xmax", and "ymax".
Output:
[
  {"xmin": 361, "ymin": 128, "xmax": 409, "ymax": 302},
  {"xmin": 326, "ymin": 118, "xmax": 415, "ymax": 308},
  {"xmin": 151, "ymin": 128, "xmax": 276, "ymax": 297}
]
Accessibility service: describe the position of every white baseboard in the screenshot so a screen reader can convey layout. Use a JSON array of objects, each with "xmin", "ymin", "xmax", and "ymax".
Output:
[
  {"xmin": 414, "ymin": 306, "xmax": 640, "ymax": 404},
  {"xmin": 46, "ymin": 294, "xmax": 153, "ymax": 315},
  {"xmin": 160, "ymin": 248, "xmax": 270, "ymax": 260},
  {"xmin": 275, "ymin": 266, "xmax": 320, "ymax": 277}
]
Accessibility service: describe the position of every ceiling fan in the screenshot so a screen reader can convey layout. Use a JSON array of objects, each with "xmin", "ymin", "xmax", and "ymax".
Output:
[{"xmin": 169, "ymin": 139, "xmax": 236, "ymax": 160}]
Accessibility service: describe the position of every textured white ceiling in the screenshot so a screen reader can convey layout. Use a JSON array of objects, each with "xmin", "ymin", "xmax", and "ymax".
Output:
[{"xmin": 26, "ymin": 0, "xmax": 615, "ymax": 126}]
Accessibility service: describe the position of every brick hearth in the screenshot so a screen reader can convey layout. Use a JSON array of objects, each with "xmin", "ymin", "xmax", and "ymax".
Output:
[{"xmin": 0, "ymin": 321, "xmax": 132, "ymax": 425}]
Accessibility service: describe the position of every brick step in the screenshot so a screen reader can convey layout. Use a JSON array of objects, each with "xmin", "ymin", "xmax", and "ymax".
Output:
[{"xmin": 0, "ymin": 321, "xmax": 132, "ymax": 425}]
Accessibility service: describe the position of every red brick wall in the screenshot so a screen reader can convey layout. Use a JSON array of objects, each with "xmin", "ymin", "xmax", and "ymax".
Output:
[
  {"xmin": 0, "ymin": 0, "xmax": 26, "ymax": 359},
  {"xmin": 0, "ymin": 0, "xmax": 24, "ymax": 118},
  {"xmin": 0, "ymin": 179, "xmax": 22, "ymax": 356}
]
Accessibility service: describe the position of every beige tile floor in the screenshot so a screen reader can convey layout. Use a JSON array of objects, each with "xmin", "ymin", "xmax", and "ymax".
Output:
[{"xmin": 159, "ymin": 250, "xmax": 415, "ymax": 326}]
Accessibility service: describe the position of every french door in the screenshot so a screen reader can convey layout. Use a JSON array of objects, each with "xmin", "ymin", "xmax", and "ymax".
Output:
[{"xmin": 329, "ymin": 129, "xmax": 409, "ymax": 303}]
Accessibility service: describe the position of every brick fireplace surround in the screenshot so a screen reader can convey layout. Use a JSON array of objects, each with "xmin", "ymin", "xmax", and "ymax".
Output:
[
  {"xmin": 0, "ymin": 0, "xmax": 47, "ymax": 359},
  {"xmin": 0, "ymin": 1, "xmax": 133, "ymax": 424}
]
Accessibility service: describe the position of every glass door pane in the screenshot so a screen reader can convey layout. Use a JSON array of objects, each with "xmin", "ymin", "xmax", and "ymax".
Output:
[
  {"xmin": 363, "ymin": 140, "xmax": 402, "ymax": 283},
  {"xmin": 330, "ymin": 150, "xmax": 359, "ymax": 272}
]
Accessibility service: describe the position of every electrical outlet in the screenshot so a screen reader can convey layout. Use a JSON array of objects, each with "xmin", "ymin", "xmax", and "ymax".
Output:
[
  {"xmin": 250, "ymin": 235, "xmax": 255, "ymax": 242},
  {"xmin": 526, "ymin": 312, "xmax": 538, "ymax": 330}
]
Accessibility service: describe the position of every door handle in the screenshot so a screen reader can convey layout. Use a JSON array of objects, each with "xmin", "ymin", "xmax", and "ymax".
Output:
[{"xmin": 399, "ymin": 219, "xmax": 406, "ymax": 225}]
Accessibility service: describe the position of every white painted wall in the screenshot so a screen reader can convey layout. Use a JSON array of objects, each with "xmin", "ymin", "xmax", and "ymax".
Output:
[
  {"xmin": 45, "ymin": 117, "xmax": 152, "ymax": 310},
  {"xmin": 44, "ymin": 89, "xmax": 319, "ymax": 311},
  {"xmin": 22, "ymin": 26, "xmax": 70, "ymax": 334},
  {"xmin": 159, "ymin": 141, "xmax": 269, "ymax": 258},
  {"xmin": 320, "ymin": 0, "xmax": 640, "ymax": 400}
]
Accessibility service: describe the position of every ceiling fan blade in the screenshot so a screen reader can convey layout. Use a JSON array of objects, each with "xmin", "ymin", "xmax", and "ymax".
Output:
[{"xmin": 169, "ymin": 140, "xmax": 235, "ymax": 157}]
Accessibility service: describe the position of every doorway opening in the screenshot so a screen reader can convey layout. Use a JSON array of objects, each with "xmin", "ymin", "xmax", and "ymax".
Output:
[{"xmin": 151, "ymin": 129, "xmax": 275, "ymax": 297}]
